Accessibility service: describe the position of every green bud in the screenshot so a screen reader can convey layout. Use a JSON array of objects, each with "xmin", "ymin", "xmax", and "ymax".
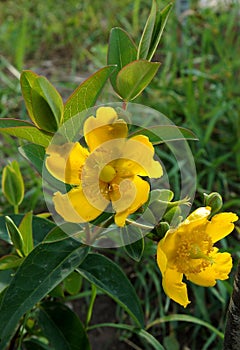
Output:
[
  {"xmin": 155, "ymin": 221, "xmax": 170, "ymax": 239},
  {"xmin": 2, "ymin": 161, "xmax": 24, "ymax": 209},
  {"xmin": 204, "ymin": 192, "xmax": 223, "ymax": 215},
  {"xmin": 163, "ymin": 206, "xmax": 182, "ymax": 225}
]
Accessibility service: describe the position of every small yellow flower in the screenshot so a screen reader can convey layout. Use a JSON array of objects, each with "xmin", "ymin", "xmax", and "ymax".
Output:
[
  {"xmin": 46, "ymin": 107, "xmax": 163, "ymax": 227},
  {"xmin": 157, "ymin": 206, "xmax": 238, "ymax": 307}
]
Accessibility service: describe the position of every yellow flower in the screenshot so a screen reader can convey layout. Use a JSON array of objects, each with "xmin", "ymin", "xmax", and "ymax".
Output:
[
  {"xmin": 157, "ymin": 206, "xmax": 238, "ymax": 307},
  {"xmin": 46, "ymin": 106, "xmax": 163, "ymax": 227}
]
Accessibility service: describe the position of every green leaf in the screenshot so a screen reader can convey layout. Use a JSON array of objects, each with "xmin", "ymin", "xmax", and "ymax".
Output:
[
  {"xmin": 19, "ymin": 211, "xmax": 33, "ymax": 255},
  {"xmin": 0, "ymin": 118, "xmax": 52, "ymax": 147},
  {"xmin": 107, "ymin": 27, "xmax": 137, "ymax": 91},
  {"xmin": 20, "ymin": 70, "xmax": 38, "ymax": 120},
  {"xmin": 137, "ymin": 0, "xmax": 157, "ymax": 59},
  {"xmin": 63, "ymin": 66, "xmax": 116, "ymax": 122},
  {"xmin": 122, "ymin": 227, "xmax": 145, "ymax": 262},
  {"xmin": 5, "ymin": 216, "xmax": 25, "ymax": 257},
  {"xmin": 38, "ymin": 301, "xmax": 91, "ymax": 350},
  {"xmin": 147, "ymin": 2, "xmax": 173, "ymax": 61},
  {"xmin": 20, "ymin": 71, "xmax": 64, "ymax": 133},
  {"xmin": 0, "ymin": 214, "xmax": 55, "ymax": 245},
  {"xmin": 77, "ymin": 253, "xmax": 144, "ymax": 328},
  {"xmin": 2, "ymin": 161, "xmax": 24, "ymax": 207},
  {"xmin": 116, "ymin": 60, "xmax": 160, "ymax": 101},
  {"xmin": 19, "ymin": 143, "xmax": 45, "ymax": 174},
  {"xmin": 31, "ymin": 77, "xmax": 63, "ymax": 132},
  {"xmin": 129, "ymin": 125, "xmax": 198, "ymax": 145},
  {"xmin": 0, "ymin": 255, "xmax": 23, "ymax": 270},
  {"xmin": 0, "ymin": 230, "xmax": 89, "ymax": 350},
  {"xmin": 64, "ymin": 271, "xmax": 82, "ymax": 295},
  {"xmin": 137, "ymin": 2, "xmax": 173, "ymax": 61},
  {"xmin": 0, "ymin": 271, "xmax": 13, "ymax": 293}
]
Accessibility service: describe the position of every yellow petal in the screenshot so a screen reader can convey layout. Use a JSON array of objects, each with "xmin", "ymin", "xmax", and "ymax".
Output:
[
  {"xmin": 186, "ymin": 249, "xmax": 232, "ymax": 286},
  {"xmin": 53, "ymin": 187, "xmax": 107, "ymax": 223},
  {"xmin": 84, "ymin": 107, "xmax": 128, "ymax": 151},
  {"xmin": 112, "ymin": 176, "xmax": 150, "ymax": 227},
  {"xmin": 46, "ymin": 142, "xmax": 89, "ymax": 184},
  {"xmin": 157, "ymin": 240, "xmax": 168, "ymax": 275},
  {"xmin": 162, "ymin": 268, "xmax": 190, "ymax": 308},
  {"xmin": 186, "ymin": 207, "xmax": 211, "ymax": 223},
  {"xmin": 114, "ymin": 136, "xmax": 162, "ymax": 178},
  {"xmin": 157, "ymin": 228, "xmax": 179, "ymax": 268},
  {"xmin": 206, "ymin": 212, "xmax": 238, "ymax": 243}
]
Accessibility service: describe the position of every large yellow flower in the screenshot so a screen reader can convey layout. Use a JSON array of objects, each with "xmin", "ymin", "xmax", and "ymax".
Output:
[
  {"xmin": 157, "ymin": 207, "xmax": 238, "ymax": 307},
  {"xmin": 46, "ymin": 107, "xmax": 163, "ymax": 227}
]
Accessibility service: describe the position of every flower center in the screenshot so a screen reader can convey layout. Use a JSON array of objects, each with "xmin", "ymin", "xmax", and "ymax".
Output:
[
  {"xmin": 174, "ymin": 227, "xmax": 214, "ymax": 274},
  {"xmin": 99, "ymin": 164, "xmax": 116, "ymax": 183}
]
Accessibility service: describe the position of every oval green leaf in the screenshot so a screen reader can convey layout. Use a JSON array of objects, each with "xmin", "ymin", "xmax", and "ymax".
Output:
[
  {"xmin": 108, "ymin": 27, "xmax": 137, "ymax": 91},
  {"xmin": 20, "ymin": 71, "xmax": 64, "ymax": 133},
  {"xmin": 31, "ymin": 76, "xmax": 63, "ymax": 132},
  {"xmin": 77, "ymin": 253, "xmax": 144, "ymax": 328},
  {"xmin": 2, "ymin": 161, "xmax": 24, "ymax": 207},
  {"xmin": 0, "ymin": 118, "xmax": 52, "ymax": 147},
  {"xmin": 116, "ymin": 60, "xmax": 160, "ymax": 101},
  {"xmin": 64, "ymin": 66, "xmax": 116, "ymax": 122},
  {"xmin": 5, "ymin": 216, "xmax": 25, "ymax": 258}
]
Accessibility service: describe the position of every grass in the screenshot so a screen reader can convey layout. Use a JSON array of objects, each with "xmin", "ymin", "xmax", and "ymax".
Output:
[{"xmin": 0, "ymin": 0, "xmax": 239, "ymax": 349}]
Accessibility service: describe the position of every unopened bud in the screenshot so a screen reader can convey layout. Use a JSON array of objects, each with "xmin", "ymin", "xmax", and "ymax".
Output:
[{"xmin": 204, "ymin": 192, "xmax": 222, "ymax": 215}]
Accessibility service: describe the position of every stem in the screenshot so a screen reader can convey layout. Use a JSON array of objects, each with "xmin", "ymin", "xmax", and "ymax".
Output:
[
  {"xmin": 17, "ymin": 311, "xmax": 30, "ymax": 350},
  {"xmin": 14, "ymin": 205, "xmax": 19, "ymax": 214},
  {"xmin": 224, "ymin": 260, "xmax": 240, "ymax": 349},
  {"xmin": 125, "ymin": 219, "xmax": 154, "ymax": 230},
  {"xmin": 85, "ymin": 284, "xmax": 97, "ymax": 328},
  {"xmin": 122, "ymin": 101, "xmax": 127, "ymax": 110}
]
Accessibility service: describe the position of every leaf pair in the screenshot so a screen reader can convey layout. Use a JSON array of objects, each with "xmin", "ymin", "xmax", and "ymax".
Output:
[
  {"xmin": 0, "ymin": 66, "xmax": 116, "ymax": 147},
  {"xmin": 107, "ymin": 2, "xmax": 173, "ymax": 101}
]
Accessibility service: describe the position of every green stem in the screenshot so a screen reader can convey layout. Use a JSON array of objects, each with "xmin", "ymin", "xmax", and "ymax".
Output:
[
  {"xmin": 85, "ymin": 284, "xmax": 97, "ymax": 328},
  {"xmin": 125, "ymin": 219, "xmax": 154, "ymax": 230},
  {"xmin": 17, "ymin": 311, "xmax": 30, "ymax": 349},
  {"xmin": 14, "ymin": 205, "xmax": 19, "ymax": 214}
]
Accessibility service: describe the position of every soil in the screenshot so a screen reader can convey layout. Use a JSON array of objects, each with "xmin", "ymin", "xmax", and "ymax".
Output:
[{"xmin": 72, "ymin": 295, "xmax": 136, "ymax": 350}]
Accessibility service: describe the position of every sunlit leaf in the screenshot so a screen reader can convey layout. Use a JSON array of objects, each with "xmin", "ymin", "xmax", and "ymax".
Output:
[
  {"xmin": 137, "ymin": 0, "xmax": 157, "ymax": 59},
  {"xmin": 19, "ymin": 211, "xmax": 33, "ymax": 256},
  {"xmin": 64, "ymin": 66, "xmax": 116, "ymax": 122},
  {"xmin": 116, "ymin": 60, "xmax": 160, "ymax": 101},
  {"xmin": 0, "ymin": 118, "xmax": 52, "ymax": 147},
  {"xmin": 5, "ymin": 216, "xmax": 25, "ymax": 258},
  {"xmin": 108, "ymin": 27, "xmax": 137, "ymax": 91},
  {"xmin": 20, "ymin": 71, "xmax": 64, "ymax": 132}
]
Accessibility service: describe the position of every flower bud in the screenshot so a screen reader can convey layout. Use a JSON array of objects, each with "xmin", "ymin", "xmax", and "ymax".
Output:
[
  {"xmin": 2, "ymin": 161, "xmax": 24, "ymax": 208},
  {"xmin": 204, "ymin": 192, "xmax": 222, "ymax": 215},
  {"xmin": 163, "ymin": 206, "xmax": 182, "ymax": 225}
]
